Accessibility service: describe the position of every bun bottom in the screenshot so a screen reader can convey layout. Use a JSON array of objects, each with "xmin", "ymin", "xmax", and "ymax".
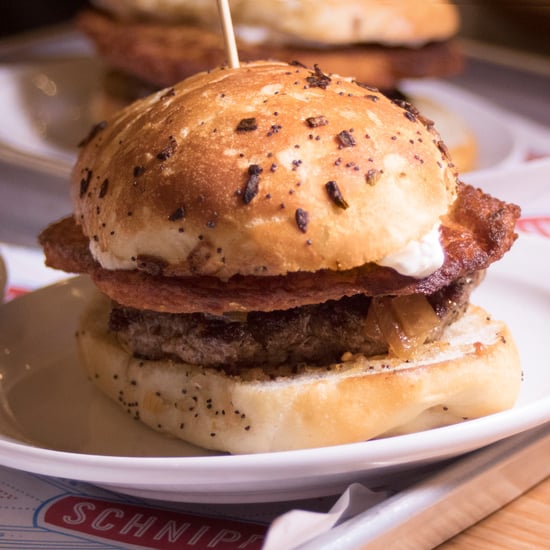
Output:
[{"xmin": 76, "ymin": 292, "xmax": 521, "ymax": 454}]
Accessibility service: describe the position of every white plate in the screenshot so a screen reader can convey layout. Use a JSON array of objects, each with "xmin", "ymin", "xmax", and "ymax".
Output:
[
  {"xmin": 0, "ymin": 234, "xmax": 549, "ymax": 504},
  {"xmin": 1, "ymin": 30, "xmax": 549, "ymax": 178},
  {"xmin": 0, "ymin": 56, "xmax": 104, "ymax": 177}
]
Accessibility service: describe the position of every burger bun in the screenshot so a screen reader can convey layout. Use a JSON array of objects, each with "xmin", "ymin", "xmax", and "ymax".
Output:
[{"xmin": 73, "ymin": 61, "xmax": 457, "ymax": 279}]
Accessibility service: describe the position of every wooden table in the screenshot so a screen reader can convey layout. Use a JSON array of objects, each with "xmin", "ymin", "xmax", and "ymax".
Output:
[{"xmin": 441, "ymin": 476, "xmax": 550, "ymax": 548}]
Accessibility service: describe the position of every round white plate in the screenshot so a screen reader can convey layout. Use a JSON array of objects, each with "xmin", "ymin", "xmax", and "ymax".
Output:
[{"xmin": 0, "ymin": 234, "xmax": 549, "ymax": 503}]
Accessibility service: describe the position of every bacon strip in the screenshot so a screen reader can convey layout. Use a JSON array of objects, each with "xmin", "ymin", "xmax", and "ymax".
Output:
[{"xmin": 39, "ymin": 183, "xmax": 520, "ymax": 313}]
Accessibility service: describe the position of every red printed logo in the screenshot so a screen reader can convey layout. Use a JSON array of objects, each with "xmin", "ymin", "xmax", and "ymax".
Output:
[{"xmin": 36, "ymin": 495, "xmax": 266, "ymax": 549}]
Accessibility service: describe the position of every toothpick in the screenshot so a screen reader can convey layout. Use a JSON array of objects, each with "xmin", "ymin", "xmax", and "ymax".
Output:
[{"xmin": 216, "ymin": 0, "xmax": 240, "ymax": 68}]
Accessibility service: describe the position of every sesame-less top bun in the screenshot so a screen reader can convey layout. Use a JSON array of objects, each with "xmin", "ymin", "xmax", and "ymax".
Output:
[
  {"xmin": 72, "ymin": 61, "xmax": 457, "ymax": 279},
  {"xmin": 91, "ymin": 0, "xmax": 459, "ymax": 47}
]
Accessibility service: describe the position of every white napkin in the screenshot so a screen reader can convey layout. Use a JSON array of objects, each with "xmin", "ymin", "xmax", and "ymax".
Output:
[{"xmin": 263, "ymin": 483, "xmax": 387, "ymax": 550}]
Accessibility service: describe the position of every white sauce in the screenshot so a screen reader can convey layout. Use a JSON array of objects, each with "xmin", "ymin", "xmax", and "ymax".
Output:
[
  {"xmin": 90, "ymin": 241, "xmax": 134, "ymax": 271},
  {"xmin": 377, "ymin": 224, "xmax": 444, "ymax": 279},
  {"xmin": 91, "ymin": 224, "xmax": 444, "ymax": 280}
]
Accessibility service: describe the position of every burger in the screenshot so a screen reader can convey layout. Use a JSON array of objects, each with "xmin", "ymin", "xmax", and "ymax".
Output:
[
  {"xmin": 77, "ymin": 0, "xmax": 463, "ymax": 92},
  {"xmin": 76, "ymin": 1, "xmax": 476, "ymax": 170},
  {"xmin": 39, "ymin": 61, "xmax": 521, "ymax": 454}
]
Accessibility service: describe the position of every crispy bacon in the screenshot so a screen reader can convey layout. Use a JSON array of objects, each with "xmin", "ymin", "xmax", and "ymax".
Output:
[{"xmin": 39, "ymin": 183, "xmax": 520, "ymax": 314}]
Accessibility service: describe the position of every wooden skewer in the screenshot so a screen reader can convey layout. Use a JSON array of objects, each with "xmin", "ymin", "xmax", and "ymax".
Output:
[{"xmin": 216, "ymin": 0, "xmax": 240, "ymax": 68}]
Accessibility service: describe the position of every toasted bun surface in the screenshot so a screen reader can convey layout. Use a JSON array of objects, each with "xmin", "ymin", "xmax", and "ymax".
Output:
[
  {"xmin": 73, "ymin": 61, "xmax": 457, "ymax": 278},
  {"xmin": 92, "ymin": 0, "xmax": 459, "ymax": 46},
  {"xmin": 77, "ymin": 291, "xmax": 521, "ymax": 454}
]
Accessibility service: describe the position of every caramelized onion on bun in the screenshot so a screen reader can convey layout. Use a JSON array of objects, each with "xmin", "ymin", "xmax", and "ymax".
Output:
[{"xmin": 40, "ymin": 61, "xmax": 521, "ymax": 453}]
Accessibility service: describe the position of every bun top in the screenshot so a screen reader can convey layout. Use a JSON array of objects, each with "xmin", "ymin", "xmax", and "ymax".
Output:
[
  {"xmin": 92, "ymin": 0, "xmax": 459, "ymax": 46},
  {"xmin": 72, "ymin": 61, "xmax": 457, "ymax": 279}
]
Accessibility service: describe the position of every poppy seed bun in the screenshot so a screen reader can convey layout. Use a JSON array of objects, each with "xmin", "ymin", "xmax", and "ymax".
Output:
[
  {"xmin": 73, "ymin": 61, "xmax": 457, "ymax": 279},
  {"xmin": 77, "ymin": 291, "xmax": 521, "ymax": 454},
  {"xmin": 92, "ymin": 0, "xmax": 459, "ymax": 47}
]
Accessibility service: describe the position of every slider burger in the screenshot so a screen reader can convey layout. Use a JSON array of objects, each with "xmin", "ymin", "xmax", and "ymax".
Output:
[
  {"xmin": 39, "ymin": 61, "xmax": 521, "ymax": 454},
  {"xmin": 78, "ymin": 0, "xmax": 462, "ymax": 91}
]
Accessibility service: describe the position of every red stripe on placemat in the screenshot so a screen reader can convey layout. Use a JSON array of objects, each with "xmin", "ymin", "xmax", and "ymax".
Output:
[
  {"xmin": 4, "ymin": 286, "xmax": 29, "ymax": 301},
  {"xmin": 517, "ymin": 217, "xmax": 550, "ymax": 238}
]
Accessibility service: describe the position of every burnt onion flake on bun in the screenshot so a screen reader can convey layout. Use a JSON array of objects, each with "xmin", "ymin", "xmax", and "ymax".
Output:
[{"xmin": 39, "ymin": 61, "xmax": 521, "ymax": 454}]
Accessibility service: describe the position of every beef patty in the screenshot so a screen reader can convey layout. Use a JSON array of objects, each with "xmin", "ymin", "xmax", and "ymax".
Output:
[{"xmin": 109, "ymin": 272, "xmax": 482, "ymax": 370}]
